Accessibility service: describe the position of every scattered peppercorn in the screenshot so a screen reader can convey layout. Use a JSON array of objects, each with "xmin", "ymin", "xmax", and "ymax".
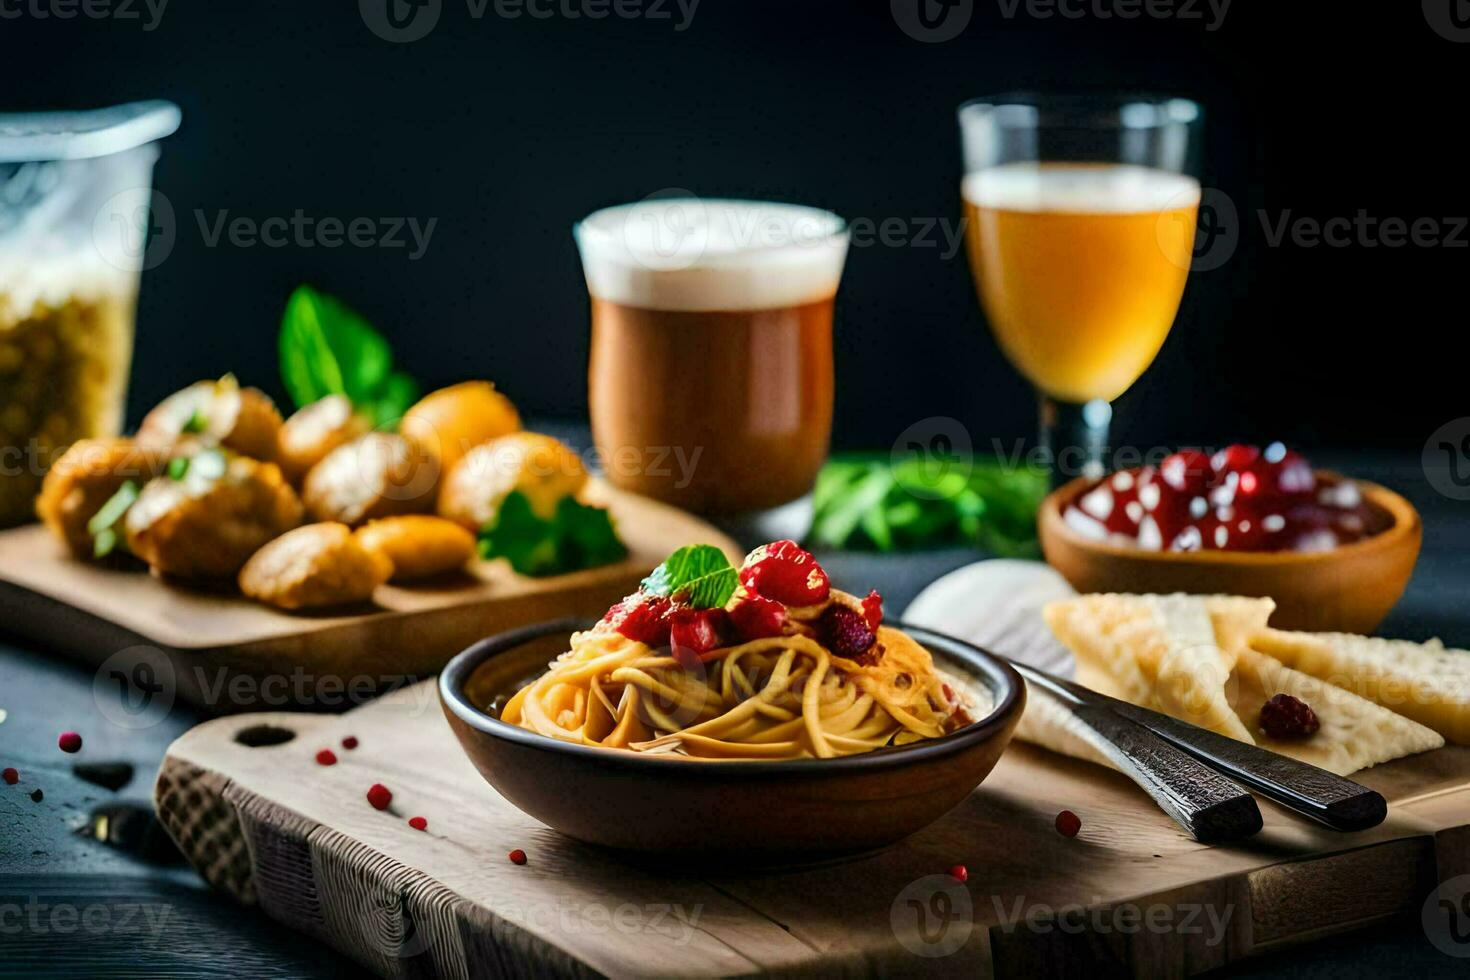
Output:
[
  {"xmin": 341, "ymin": 736, "xmax": 359, "ymax": 750},
  {"xmin": 30, "ymin": 789, "xmax": 43, "ymax": 803},
  {"xmin": 949, "ymin": 864, "xmax": 968, "ymax": 883},
  {"xmin": 315, "ymin": 749, "xmax": 337, "ymax": 766},
  {"xmin": 58, "ymin": 731, "xmax": 82, "ymax": 754},
  {"xmin": 2, "ymin": 768, "xmax": 17, "ymax": 785},
  {"xmin": 366, "ymin": 783, "xmax": 393, "ymax": 810},
  {"xmin": 508, "ymin": 848, "xmax": 527, "ymax": 865},
  {"xmin": 408, "ymin": 816, "xmax": 428, "ymax": 831},
  {"xmin": 1056, "ymin": 810, "xmax": 1081, "ymax": 838},
  {"xmin": 1258, "ymin": 693, "xmax": 1320, "ymax": 740}
]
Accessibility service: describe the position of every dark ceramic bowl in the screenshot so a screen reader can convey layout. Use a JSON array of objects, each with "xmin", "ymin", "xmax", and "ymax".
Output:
[{"xmin": 440, "ymin": 618, "xmax": 1025, "ymax": 861}]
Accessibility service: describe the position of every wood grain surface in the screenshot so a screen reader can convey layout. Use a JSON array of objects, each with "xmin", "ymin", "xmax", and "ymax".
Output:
[
  {"xmin": 0, "ymin": 479, "xmax": 738, "ymax": 712},
  {"xmin": 154, "ymin": 681, "xmax": 1470, "ymax": 978}
]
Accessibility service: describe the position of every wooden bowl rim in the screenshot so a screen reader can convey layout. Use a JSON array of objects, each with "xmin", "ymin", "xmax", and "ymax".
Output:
[
  {"xmin": 439, "ymin": 617, "xmax": 1025, "ymax": 776},
  {"xmin": 1040, "ymin": 470, "xmax": 1422, "ymax": 568}
]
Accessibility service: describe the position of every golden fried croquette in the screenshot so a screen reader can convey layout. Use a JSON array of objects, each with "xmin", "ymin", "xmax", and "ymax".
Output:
[
  {"xmin": 35, "ymin": 438, "xmax": 167, "ymax": 558},
  {"xmin": 137, "ymin": 375, "xmax": 283, "ymax": 462},
  {"xmin": 302, "ymin": 433, "xmax": 440, "ymax": 526},
  {"xmin": 125, "ymin": 452, "xmax": 303, "ymax": 579},
  {"xmin": 400, "ymin": 381, "xmax": 520, "ymax": 473},
  {"xmin": 437, "ymin": 432, "xmax": 587, "ymax": 532},
  {"xmin": 238, "ymin": 522, "xmax": 392, "ymax": 610},
  {"xmin": 354, "ymin": 515, "xmax": 475, "ymax": 582},
  {"xmin": 276, "ymin": 394, "xmax": 371, "ymax": 484}
]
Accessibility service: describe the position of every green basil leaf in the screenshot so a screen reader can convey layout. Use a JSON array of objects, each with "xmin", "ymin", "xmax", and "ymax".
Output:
[
  {"xmin": 477, "ymin": 491, "xmax": 626, "ymax": 578},
  {"xmin": 279, "ymin": 285, "xmax": 418, "ymax": 429},
  {"xmin": 556, "ymin": 496, "xmax": 628, "ymax": 570},
  {"xmin": 366, "ymin": 370, "xmax": 420, "ymax": 430},
  {"xmin": 640, "ymin": 544, "xmax": 736, "ymax": 608}
]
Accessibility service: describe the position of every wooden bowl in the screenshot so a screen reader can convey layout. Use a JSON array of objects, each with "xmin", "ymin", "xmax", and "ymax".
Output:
[
  {"xmin": 1039, "ymin": 473, "xmax": 1422, "ymax": 634},
  {"xmin": 440, "ymin": 618, "xmax": 1024, "ymax": 863}
]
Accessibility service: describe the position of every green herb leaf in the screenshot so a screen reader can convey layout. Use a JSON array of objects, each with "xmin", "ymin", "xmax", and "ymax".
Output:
[
  {"xmin": 640, "ymin": 544, "xmax": 737, "ymax": 609},
  {"xmin": 278, "ymin": 285, "xmax": 418, "ymax": 429},
  {"xmin": 477, "ymin": 491, "xmax": 627, "ymax": 577},
  {"xmin": 807, "ymin": 455, "xmax": 1047, "ymax": 556},
  {"xmin": 87, "ymin": 480, "xmax": 139, "ymax": 558},
  {"xmin": 167, "ymin": 456, "xmax": 190, "ymax": 480}
]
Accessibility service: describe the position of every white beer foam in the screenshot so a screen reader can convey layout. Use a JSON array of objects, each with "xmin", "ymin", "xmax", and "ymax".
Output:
[
  {"xmin": 575, "ymin": 198, "xmax": 848, "ymax": 312},
  {"xmin": 963, "ymin": 163, "xmax": 1201, "ymax": 214}
]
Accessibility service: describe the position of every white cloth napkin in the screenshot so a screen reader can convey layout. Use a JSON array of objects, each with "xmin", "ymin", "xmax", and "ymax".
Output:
[{"xmin": 903, "ymin": 559, "xmax": 1078, "ymax": 678}]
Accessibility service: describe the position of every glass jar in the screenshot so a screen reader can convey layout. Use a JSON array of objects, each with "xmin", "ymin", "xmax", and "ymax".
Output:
[{"xmin": 0, "ymin": 101, "xmax": 179, "ymax": 526}]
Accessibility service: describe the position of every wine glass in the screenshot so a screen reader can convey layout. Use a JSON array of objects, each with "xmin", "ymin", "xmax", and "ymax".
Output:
[{"xmin": 958, "ymin": 94, "xmax": 1203, "ymax": 486}]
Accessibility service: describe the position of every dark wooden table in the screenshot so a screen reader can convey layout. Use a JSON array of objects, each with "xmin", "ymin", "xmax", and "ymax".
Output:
[{"xmin": 2, "ymin": 448, "xmax": 1467, "ymax": 978}]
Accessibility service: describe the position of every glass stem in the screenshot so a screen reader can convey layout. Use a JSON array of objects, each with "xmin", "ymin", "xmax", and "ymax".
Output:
[{"xmin": 1039, "ymin": 394, "xmax": 1111, "ymax": 488}]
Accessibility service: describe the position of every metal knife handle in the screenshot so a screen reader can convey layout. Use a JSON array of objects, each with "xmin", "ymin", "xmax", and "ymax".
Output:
[
  {"xmin": 1094, "ymin": 694, "xmax": 1387, "ymax": 832},
  {"xmin": 1056, "ymin": 698, "xmax": 1264, "ymax": 843}
]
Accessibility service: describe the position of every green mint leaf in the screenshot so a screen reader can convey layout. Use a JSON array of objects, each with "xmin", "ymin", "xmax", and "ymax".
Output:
[
  {"xmin": 365, "ymin": 370, "xmax": 419, "ymax": 430},
  {"xmin": 87, "ymin": 480, "xmax": 140, "ymax": 557},
  {"xmin": 555, "ymin": 496, "xmax": 628, "ymax": 571},
  {"xmin": 279, "ymin": 285, "xmax": 418, "ymax": 430},
  {"xmin": 640, "ymin": 544, "xmax": 736, "ymax": 608},
  {"xmin": 477, "ymin": 491, "xmax": 627, "ymax": 577}
]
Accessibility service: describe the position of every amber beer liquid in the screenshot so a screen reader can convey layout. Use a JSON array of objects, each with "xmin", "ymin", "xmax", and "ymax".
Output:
[
  {"xmin": 962, "ymin": 163, "xmax": 1200, "ymax": 404},
  {"xmin": 576, "ymin": 200, "xmax": 848, "ymax": 515}
]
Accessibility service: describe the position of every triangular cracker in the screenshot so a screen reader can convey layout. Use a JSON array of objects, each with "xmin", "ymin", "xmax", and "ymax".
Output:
[
  {"xmin": 1044, "ymin": 594, "xmax": 1254, "ymax": 742},
  {"xmin": 1252, "ymin": 629, "xmax": 1470, "ymax": 745},
  {"xmin": 1230, "ymin": 648, "xmax": 1444, "ymax": 774}
]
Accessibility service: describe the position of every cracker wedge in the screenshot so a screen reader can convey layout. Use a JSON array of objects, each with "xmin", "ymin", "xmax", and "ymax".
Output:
[
  {"xmin": 1044, "ymin": 594, "xmax": 1255, "ymax": 742},
  {"xmin": 1231, "ymin": 648, "xmax": 1444, "ymax": 774},
  {"xmin": 1252, "ymin": 629, "xmax": 1470, "ymax": 745}
]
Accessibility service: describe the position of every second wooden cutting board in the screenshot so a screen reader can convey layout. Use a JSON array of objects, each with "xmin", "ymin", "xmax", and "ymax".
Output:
[
  {"xmin": 155, "ymin": 680, "xmax": 1470, "ymax": 978},
  {"xmin": 0, "ymin": 478, "xmax": 738, "ymax": 712}
]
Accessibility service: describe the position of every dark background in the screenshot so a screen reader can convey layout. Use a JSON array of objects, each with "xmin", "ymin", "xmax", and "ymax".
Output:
[{"xmin": 3, "ymin": 0, "xmax": 1464, "ymax": 455}]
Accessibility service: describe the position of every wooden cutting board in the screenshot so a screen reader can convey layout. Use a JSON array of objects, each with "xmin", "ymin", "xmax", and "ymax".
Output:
[
  {"xmin": 154, "ymin": 682, "xmax": 1470, "ymax": 978},
  {"xmin": 0, "ymin": 479, "xmax": 738, "ymax": 712}
]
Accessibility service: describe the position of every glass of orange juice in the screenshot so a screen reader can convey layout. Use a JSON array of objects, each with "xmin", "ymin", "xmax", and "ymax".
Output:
[{"xmin": 958, "ymin": 94, "xmax": 1202, "ymax": 485}]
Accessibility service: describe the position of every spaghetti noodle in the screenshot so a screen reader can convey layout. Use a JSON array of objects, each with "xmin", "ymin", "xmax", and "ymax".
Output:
[{"xmin": 501, "ymin": 541, "xmax": 973, "ymax": 759}]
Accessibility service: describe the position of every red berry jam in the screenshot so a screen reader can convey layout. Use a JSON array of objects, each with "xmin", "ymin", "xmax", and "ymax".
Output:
[
  {"xmin": 668, "ymin": 606, "xmax": 729, "ymax": 661},
  {"xmin": 602, "ymin": 592, "xmax": 674, "ymax": 647},
  {"xmin": 1062, "ymin": 444, "xmax": 1387, "ymax": 554},
  {"xmin": 860, "ymin": 590, "xmax": 884, "ymax": 632},
  {"xmin": 728, "ymin": 593, "xmax": 787, "ymax": 640},
  {"xmin": 1258, "ymin": 693, "xmax": 1320, "ymax": 740},
  {"xmin": 817, "ymin": 605, "xmax": 877, "ymax": 663},
  {"xmin": 739, "ymin": 540, "xmax": 830, "ymax": 606}
]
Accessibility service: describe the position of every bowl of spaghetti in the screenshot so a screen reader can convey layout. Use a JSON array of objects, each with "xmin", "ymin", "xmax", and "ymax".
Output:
[{"xmin": 439, "ymin": 540, "xmax": 1025, "ymax": 859}]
